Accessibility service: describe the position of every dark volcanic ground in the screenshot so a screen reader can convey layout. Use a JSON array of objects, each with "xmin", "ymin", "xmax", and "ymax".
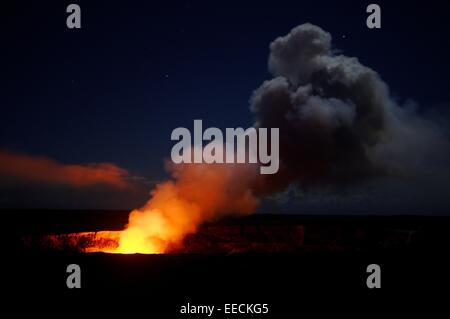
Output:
[{"xmin": 1, "ymin": 210, "xmax": 449, "ymax": 315}]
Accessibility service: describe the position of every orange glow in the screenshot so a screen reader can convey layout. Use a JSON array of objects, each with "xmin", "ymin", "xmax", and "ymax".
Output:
[
  {"xmin": 65, "ymin": 163, "xmax": 260, "ymax": 254},
  {"xmin": 0, "ymin": 150, "xmax": 131, "ymax": 189}
]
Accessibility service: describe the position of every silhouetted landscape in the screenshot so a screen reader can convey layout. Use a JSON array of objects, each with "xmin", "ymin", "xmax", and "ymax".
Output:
[{"xmin": 2, "ymin": 210, "xmax": 449, "ymax": 315}]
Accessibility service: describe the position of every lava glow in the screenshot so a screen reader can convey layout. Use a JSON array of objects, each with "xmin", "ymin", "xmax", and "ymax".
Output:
[{"xmin": 47, "ymin": 163, "xmax": 259, "ymax": 254}]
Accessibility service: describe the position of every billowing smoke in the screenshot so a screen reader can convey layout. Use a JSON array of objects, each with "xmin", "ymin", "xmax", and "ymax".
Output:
[
  {"xmin": 111, "ymin": 162, "xmax": 259, "ymax": 253},
  {"xmin": 85, "ymin": 23, "xmax": 448, "ymax": 253},
  {"xmin": 250, "ymin": 23, "xmax": 446, "ymax": 194}
]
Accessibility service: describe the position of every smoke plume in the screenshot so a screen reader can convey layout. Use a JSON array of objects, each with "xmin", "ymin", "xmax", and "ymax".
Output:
[
  {"xmin": 113, "ymin": 162, "xmax": 259, "ymax": 253},
  {"xmin": 90, "ymin": 23, "xmax": 448, "ymax": 253},
  {"xmin": 250, "ymin": 23, "xmax": 446, "ymax": 194},
  {"xmin": 0, "ymin": 149, "xmax": 132, "ymax": 189}
]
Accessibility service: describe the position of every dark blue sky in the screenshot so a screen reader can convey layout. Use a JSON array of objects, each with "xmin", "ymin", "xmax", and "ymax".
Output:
[{"xmin": 1, "ymin": 0, "xmax": 450, "ymax": 211}]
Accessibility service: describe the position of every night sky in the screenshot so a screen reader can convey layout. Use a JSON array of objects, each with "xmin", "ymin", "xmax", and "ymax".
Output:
[{"xmin": 1, "ymin": 0, "xmax": 450, "ymax": 212}]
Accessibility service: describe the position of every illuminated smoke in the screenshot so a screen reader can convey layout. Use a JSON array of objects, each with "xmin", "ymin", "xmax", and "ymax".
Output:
[{"xmin": 49, "ymin": 23, "xmax": 447, "ymax": 253}]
